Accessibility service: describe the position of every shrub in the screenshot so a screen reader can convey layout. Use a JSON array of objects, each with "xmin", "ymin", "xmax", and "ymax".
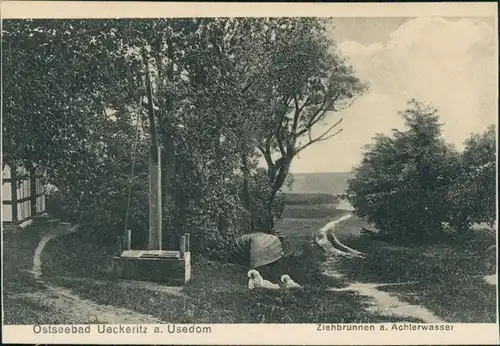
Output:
[
  {"xmin": 344, "ymin": 100, "xmax": 461, "ymax": 244},
  {"xmin": 445, "ymin": 125, "xmax": 497, "ymax": 234}
]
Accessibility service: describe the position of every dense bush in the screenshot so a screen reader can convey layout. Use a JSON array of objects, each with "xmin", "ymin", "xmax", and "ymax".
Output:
[
  {"xmin": 446, "ymin": 125, "xmax": 496, "ymax": 234},
  {"xmin": 345, "ymin": 100, "xmax": 496, "ymax": 244}
]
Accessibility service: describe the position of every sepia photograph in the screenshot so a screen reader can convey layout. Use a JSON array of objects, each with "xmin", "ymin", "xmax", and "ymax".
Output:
[{"xmin": 1, "ymin": 1, "xmax": 498, "ymax": 345}]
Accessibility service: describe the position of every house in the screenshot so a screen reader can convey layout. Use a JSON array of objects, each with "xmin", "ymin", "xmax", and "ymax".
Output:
[{"xmin": 2, "ymin": 163, "xmax": 46, "ymax": 228}]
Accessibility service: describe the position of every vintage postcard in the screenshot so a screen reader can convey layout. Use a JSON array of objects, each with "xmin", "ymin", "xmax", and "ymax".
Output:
[{"xmin": 1, "ymin": 1, "xmax": 498, "ymax": 345}]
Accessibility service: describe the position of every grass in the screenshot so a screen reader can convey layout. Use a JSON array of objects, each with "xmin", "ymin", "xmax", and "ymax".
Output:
[
  {"xmin": 46, "ymin": 260, "xmax": 417, "ymax": 324},
  {"xmin": 281, "ymin": 204, "xmax": 345, "ymax": 219},
  {"xmin": 40, "ymin": 215, "xmax": 411, "ymax": 323},
  {"xmin": 281, "ymin": 193, "xmax": 339, "ymax": 205},
  {"xmin": 3, "ymin": 194, "xmax": 496, "ymax": 324},
  {"xmin": 20, "ymin": 203, "xmax": 421, "ymax": 323},
  {"xmin": 42, "ymin": 231, "xmax": 116, "ymax": 280},
  {"xmin": 3, "ymin": 294, "xmax": 68, "ymax": 325},
  {"xmin": 2, "ymin": 224, "xmax": 70, "ymax": 324},
  {"xmin": 332, "ymin": 217, "xmax": 498, "ymax": 323},
  {"xmin": 378, "ymin": 278, "xmax": 497, "ymax": 323},
  {"xmin": 282, "ymin": 172, "xmax": 351, "ymax": 195},
  {"xmin": 53, "ymin": 282, "xmax": 375, "ymax": 324},
  {"xmin": 3, "ymin": 225, "xmax": 43, "ymax": 294}
]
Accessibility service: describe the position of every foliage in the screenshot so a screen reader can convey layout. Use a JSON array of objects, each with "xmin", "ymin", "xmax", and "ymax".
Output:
[
  {"xmin": 2, "ymin": 20, "xmax": 131, "ymax": 179},
  {"xmin": 345, "ymin": 99, "xmax": 496, "ymax": 243},
  {"xmin": 446, "ymin": 125, "xmax": 497, "ymax": 233},
  {"xmin": 253, "ymin": 18, "xmax": 369, "ymax": 230},
  {"xmin": 344, "ymin": 100, "xmax": 462, "ymax": 243},
  {"xmin": 3, "ymin": 18, "xmax": 366, "ymax": 259}
]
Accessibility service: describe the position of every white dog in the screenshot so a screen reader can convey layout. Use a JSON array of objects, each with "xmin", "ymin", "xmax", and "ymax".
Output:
[
  {"xmin": 281, "ymin": 274, "xmax": 302, "ymax": 289},
  {"xmin": 247, "ymin": 270, "xmax": 280, "ymax": 289}
]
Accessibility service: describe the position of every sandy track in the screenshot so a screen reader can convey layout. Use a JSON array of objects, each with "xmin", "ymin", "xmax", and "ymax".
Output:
[
  {"xmin": 321, "ymin": 214, "xmax": 445, "ymax": 323},
  {"xmin": 23, "ymin": 223, "xmax": 165, "ymax": 324}
]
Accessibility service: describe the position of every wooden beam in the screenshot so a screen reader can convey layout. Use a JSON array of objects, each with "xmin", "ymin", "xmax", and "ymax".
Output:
[
  {"xmin": 10, "ymin": 165, "xmax": 18, "ymax": 222},
  {"xmin": 179, "ymin": 235, "xmax": 186, "ymax": 258},
  {"xmin": 3, "ymin": 193, "xmax": 44, "ymax": 204},
  {"xmin": 148, "ymin": 146, "xmax": 162, "ymax": 250},
  {"xmin": 30, "ymin": 165, "xmax": 37, "ymax": 217},
  {"xmin": 124, "ymin": 229, "xmax": 132, "ymax": 251},
  {"xmin": 185, "ymin": 233, "xmax": 190, "ymax": 252},
  {"xmin": 144, "ymin": 57, "xmax": 163, "ymax": 251}
]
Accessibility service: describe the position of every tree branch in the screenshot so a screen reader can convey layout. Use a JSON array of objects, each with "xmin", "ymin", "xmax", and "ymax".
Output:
[
  {"xmin": 295, "ymin": 89, "xmax": 344, "ymax": 138},
  {"xmin": 241, "ymin": 80, "xmax": 254, "ymax": 94},
  {"xmin": 298, "ymin": 95, "xmax": 312, "ymax": 114},
  {"xmin": 258, "ymin": 143, "xmax": 275, "ymax": 173},
  {"xmin": 273, "ymin": 96, "xmax": 293, "ymax": 156},
  {"xmin": 294, "ymin": 88, "xmax": 329, "ymax": 137},
  {"xmin": 291, "ymin": 95, "xmax": 301, "ymax": 135},
  {"xmin": 294, "ymin": 118, "xmax": 343, "ymax": 156}
]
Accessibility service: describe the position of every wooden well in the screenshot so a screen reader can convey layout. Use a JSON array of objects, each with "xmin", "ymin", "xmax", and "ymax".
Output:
[
  {"xmin": 113, "ymin": 89, "xmax": 193, "ymax": 286},
  {"xmin": 113, "ymin": 233, "xmax": 191, "ymax": 285}
]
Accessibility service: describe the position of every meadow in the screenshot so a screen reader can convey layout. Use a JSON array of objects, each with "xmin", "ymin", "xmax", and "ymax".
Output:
[
  {"xmin": 3, "ymin": 192, "xmax": 414, "ymax": 324},
  {"xmin": 3, "ymin": 187, "xmax": 497, "ymax": 324}
]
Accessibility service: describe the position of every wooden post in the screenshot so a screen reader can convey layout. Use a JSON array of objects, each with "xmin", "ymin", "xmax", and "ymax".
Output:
[
  {"xmin": 179, "ymin": 235, "xmax": 186, "ymax": 258},
  {"xmin": 124, "ymin": 229, "xmax": 132, "ymax": 250},
  {"xmin": 185, "ymin": 233, "xmax": 190, "ymax": 252},
  {"xmin": 29, "ymin": 164, "xmax": 37, "ymax": 217},
  {"xmin": 148, "ymin": 146, "xmax": 162, "ymax": 250},
  {"xmin": 10, "ymin": 164, "xmax": 18, "ymax": 222},
  {"xmin": 115, "ymin": 236, "xmax": 123, "ymax": 256},
  {"xmin": 144, "ymin": 56, "xmax": 163, "ymax": 252}
]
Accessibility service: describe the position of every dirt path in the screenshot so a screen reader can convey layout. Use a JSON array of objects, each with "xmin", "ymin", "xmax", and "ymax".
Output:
[
  {"xmin": 322, "ymin": 214, "xmax": 445, "ymax": 323},
  {"xmin": 31, "ymin": 223, "xmax": 77, "ymax": 280},
  {"xmin": 24, "ymin": 222, "xmax": 165, "ymax": 324},
  {"xmin": 16, "ymin": 286, "xmax": 163, "ymax": 324},
  {"xmin": 328, "ymin": 283, "xmax": 443, "ymax": 322}
]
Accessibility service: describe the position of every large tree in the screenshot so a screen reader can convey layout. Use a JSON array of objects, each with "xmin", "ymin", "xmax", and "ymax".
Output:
[
  {"xmin": 252, "ymin": 18, "xmax": 369, "ymax": 231},
  {"xmin": 2, "ymin": 19, "xmax": 139, "ymax": 184},
  {"xmin": 344, "ymin": 100, "xmax": 461, "ymax": 243},
  {"xmin": 3, "ymin": 18, "xmax": 368, "ymax": 257}
]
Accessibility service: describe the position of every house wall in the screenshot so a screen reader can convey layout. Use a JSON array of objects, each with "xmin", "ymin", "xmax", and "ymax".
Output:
[
  {"xmin": 2, "ymin": 164, "xmax": 46, "ymax": 225},
  {"xmin": 2, "ymin": 165, "xmax": 12, "ymax": 222},
  {"xmin": 2, "ymin": 204, "xmax": 12, "ymax": 222}
]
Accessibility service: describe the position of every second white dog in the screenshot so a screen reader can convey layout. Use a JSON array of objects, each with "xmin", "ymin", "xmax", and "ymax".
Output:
[
  {"xmin": 280, "ymin": 274, "xmax": 302, "ymax": 288},
  {"xmin": 248, "ymin": 270, "xmax": 280, "ymax": 289}
]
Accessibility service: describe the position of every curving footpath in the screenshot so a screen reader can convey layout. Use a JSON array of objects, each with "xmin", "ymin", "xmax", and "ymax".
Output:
[
  {"xmin": 320, "ymin": 214, "xmax": 445, "ymax": 323},
  {"xmin": 22, "ymin": 222, "xmax": 164, "ymax": 324}
]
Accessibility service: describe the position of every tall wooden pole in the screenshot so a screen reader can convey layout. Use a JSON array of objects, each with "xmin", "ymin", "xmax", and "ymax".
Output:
[
  {"xmin": 145, "ymin": 58, "xmax": 162, "ymax": 251},
  {"xmin": 148, "ymin": 145, "xmax": 162, "ymax": 250}
]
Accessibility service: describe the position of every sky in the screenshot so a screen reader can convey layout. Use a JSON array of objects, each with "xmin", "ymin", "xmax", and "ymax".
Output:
[{"xmin": 288, "ymin": 16, "xmax": 498, "ymax": 173}]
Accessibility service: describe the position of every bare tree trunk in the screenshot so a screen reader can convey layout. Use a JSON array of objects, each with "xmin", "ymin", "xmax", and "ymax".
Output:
[
  {"xmin": 265, "ymin": 156, "xmax": 292, "ymax": 233},
  {"xmin": 241, "ymin": 151, "xmax": 254, "ymax": 232}
]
